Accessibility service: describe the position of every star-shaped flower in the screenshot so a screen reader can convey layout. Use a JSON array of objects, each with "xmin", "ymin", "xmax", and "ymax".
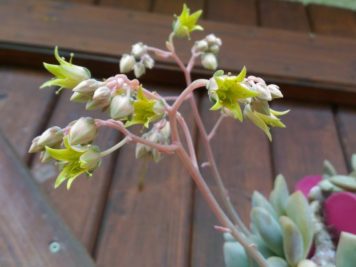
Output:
[
  {"xmin": 173, "ymin": 4, "xmax": 203, "ymax": 38},
  {"xmin": 45, "ymin": 137, "xmax": 101, "ymax": 189},
  {"xmin": 41, "ymin": 47, "xmax": 91, "ymax": 90},
  {"xmin": 125, "ymin": 87, "xmax": 164, "ymax": 128},
  {"xmin": 209, "ymin": 67, "xmax": 259, "ymax": 121}
]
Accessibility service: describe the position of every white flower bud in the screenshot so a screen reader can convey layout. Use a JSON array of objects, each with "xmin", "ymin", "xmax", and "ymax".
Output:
[
  {"xmin": 209, "ymin": 44, "xmax": 220, "ymax": 54},
  {"xmin": 194, "ymin": 40, "xmax": 208, "ymax": 52},
  {"xmin": 120, "ymin": 54, "xmax": 136, "ymax": 73},
  {"xmin": 70, "ymin": 91, "xmax": 92, "ymax": 103},
  {"xmin": 206, "ymin": 34, "xmax": 222, "ymax": 46},
  {"xmin": 79, "ymin": 147, "xmax": 101, "ymax": 171},
  {"xmin": 68, "ymin": 117, "xmax": 97, "ymax": 145},
  {"xmin": 135, "ymin": 143, "xmax": 150, "ymax": 159},
  {"xmin": 86, "ymin": 86, "xmax": 111, "ymax": 110},
  {"xmin": 73, "ymin": 79, "xmax": 103, "ymax": 94},
  {"xmin": 201, "ymin": 53, "xmax": 218, "ymax": 70},
  {"xmin": 134, "ymin": 62, "xmax": 146, "ymax": 78},
  {"xmin": 268, "ymin": 84, "xmax": 283, "ymax": 98},
  {"xmin": 142, "ymin": 54, "xmax": 155, "ymax": 69},
  {"xmin": 38, "ymin": 126, "xmax": 64, "ymax": 147},
  {"xmin": 131, "ymin": 42, "xmax": 147, "ymax": 58},
  {"xmin": 110, "ymin": 94, "xmax": 134, "ymax": 120},
  {"xmin": 29, "ymin": 136, "xmax": 42, "ymax": 153}
]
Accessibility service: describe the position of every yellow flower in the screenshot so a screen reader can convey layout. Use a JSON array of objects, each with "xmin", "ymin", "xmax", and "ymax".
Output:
[{"xmin": 173, "ymin": 4, "xmax": 203, "ymax": 38}]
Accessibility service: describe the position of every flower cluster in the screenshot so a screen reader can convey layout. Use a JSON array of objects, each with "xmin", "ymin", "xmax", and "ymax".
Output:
[
  {"xmin": 120, "ymin": 42, "xmax": 155, "ymax": 78},
  {"xmin": 207, "ymin": 68, "xmax": 288, "ymax": 140},
  {"xmin": 194, "ymin": 34, "xmax": 222, "ymax": 70}
]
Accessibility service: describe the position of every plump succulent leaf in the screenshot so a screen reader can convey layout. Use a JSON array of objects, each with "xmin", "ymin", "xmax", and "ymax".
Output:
[
  {"xmin": 269, "ymin": 174, "xmax": 289, "ymax": 216},
  {"xmin": 249, "ymin": 235, "xmax": 275, "ymax": 259},
  {"xmin": 252, "ymin": 191, "xmax": 278, "ymax": 220},
  {"xmin": 223, "ymin": 241, "xmax": 249, "ymax": 267},
  {"xmin": 251, "ymin": 207, "xmax": 284, "ymax": 257},
  {"xmin": 323, "ymin": 159, "xmax": 337, "ymax": 178},
  {"xmin": 266, "ymin": 257, "xmax": 288, "ymax": 267},
  {"xmin": 285, "ymin": 192, "xmax": 313, "ymax": 258},
  {"xmin": 280, "ymin": 216, "xmax": 304, "ymax": 266},
  {"xmin": 351, "ymin": 154, "xmax": 356, "ymax": 172},
  {"xmin": 336, "ymin": 232, "xmax": 356, "ymax": 267},
  {"xmin": 329, "ymin": 175, "xmax": 356, "ymax": 191}
]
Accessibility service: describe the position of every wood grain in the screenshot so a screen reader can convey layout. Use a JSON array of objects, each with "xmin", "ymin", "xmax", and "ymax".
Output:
[
  {"xmin": 153, "ymin": 0, "xmax": 205, "ymax": 15},
  {"xmin": 31, "ymin": 90, "xmax": 119, "ymax": 252},
  {"xmin": 258, "ymin": 0, "xmax": 310, "ymax": 32},
  {"xmin": 0, "ymin": 131, "xmax": 96, "ymax": 267},
  {"xmin": 95, "ymin": 88, "xmax": 195, "ymax": 267},
  {"xmin": 99, "ymin": 0, "xmax": 152, "ymax": 11},
  {"xmin": 191, "ymin": 96, "xmax": 273, "ymax": 267},
  {"xmin": 0, "ymin": 67, "xmax": 55, "ymax": 160},
  {"xmin": 206, "ymin": 0, "xmax": 258, "ymax": 25},
  {"xmin": 308, "ymin": 4, "xmax": 356, "ymax": 38},
  {"xmin": 1, "ymin": 0, "xmax": 356, "ymax": 95}
]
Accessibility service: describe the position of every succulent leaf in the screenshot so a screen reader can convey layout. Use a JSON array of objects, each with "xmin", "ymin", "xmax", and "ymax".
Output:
[
  {"xmin": 286, "ymin": 192, "xmax": 313, "ymax": 258},
  {"xmin": 330, "ymin": 175, "xmax": 356, "ymax": 191},
  {"xmin": 251, "ymin": 207, "xmax": 284, "ymax": 256},
  {"xmin": 323, "ymin": 159, "xmax": 337, "ymax": 177},
  {"xmin": 266, "ymin": 257, "xmax": 288, "ymax": 267},
  {"xmin": 280, "ymin": 216, "xmax": 304, "ymax": 266},
  {"xmin": 269, "ymin": 174, "xmax": 290, "ymax": 216},
  {"xmin": 336, "ymin": 232, "xmax": 356, "ymax": 267},
  {"xmin": 252, "ymin": 191, "xmax": 278, "ymax": 220},
  {"xmin": 223, "ymin": 241, "xmax": 249, "ymax": 267}
]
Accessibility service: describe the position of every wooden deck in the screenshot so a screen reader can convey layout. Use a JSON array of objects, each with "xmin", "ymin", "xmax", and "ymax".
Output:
[{"xmin": 0, "ymin": 0, "xmax": 355, "ymax": 266}]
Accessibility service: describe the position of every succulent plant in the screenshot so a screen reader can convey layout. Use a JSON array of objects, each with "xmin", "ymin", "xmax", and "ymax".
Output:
[{"xmin": 223, "ymin": 175, "xmax": 314, "ymax": 267}]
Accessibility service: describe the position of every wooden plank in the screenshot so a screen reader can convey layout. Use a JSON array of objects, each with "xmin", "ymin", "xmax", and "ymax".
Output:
[
  {"xmin": 0, "ymin": 131, "xmax": 96, "ymax": 267},
  {"xmin": 0, "ymin": 67, "xmax": 55, "ymax": 161},
  {"xmin": 258, "ymin": 0, "xmax": 310, "ymax": 32},
  {"xmin": 191, "ymin": 96, "xmax": 273, "ymax": 267},
  {"xmin": 1, "ymin": 1, "xmax": 356, "ymax": 96},
  {"xmin": 206, "ymin": 0, "xmax": 257, "ymax": 25},
  {"xmin": 336, "ymin": 107, "xmax": 356, "ymax": 169},
  {"xmin": 31, "ymin": 90, "xmax": 119, "ymax": 252},
  {"xmin": 153, "ymin": 0, "xmax": 205, "ymax": 14},
  {"xmin": 95, "ymin": 88, "xmax": 195, "ymax": 267},
  {"xmin": 308, "ymin": 4, "xmax": 356, "ymax": 38},
  {"xmin": 272, "ymin": 101, "xmax": 347, "ymax": 187},
  {"xmin": 99, "ymin": 0, "xmax": 152, "ymax": 12}
]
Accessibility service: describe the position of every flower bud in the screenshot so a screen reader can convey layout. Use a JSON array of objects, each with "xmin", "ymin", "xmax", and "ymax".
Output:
[
  {"xmin": 70, "ymin": 91, "xmax": 92, "ymax": 103},
  {"xmin": 73, "ymin": 79, "xmax": 103, "ymax": 94},
  {"xmin": 153, "ymin": 100, "xmax": 165, "ymax": 115},
  {"xmin": 110, "ymin": 94, "xmax": 134, "ymax": 120},
  {"xmin": 40, "ymin": 150, "xmax": 52, "ymax": 163},
  {"xmin": 79, "ymin": 147, "xmax": 101, "ymax": 171},
  {"xmin": 134, "ymin": 62, "xmax": 146, "ymax": 78},
  {"xmin": 68, "ymin": 117, "xmax": 97, "ymax": 145},
  {"xmin": 209, "ymin": 44, "xmax": 220, "ymax": 54},
  {"xmin": 142, "ymin": 55, "xmax": 154, "ymax": 69},
  {"xmin": 29, "ymin": 136, "xmax": 42, "ymax": 153},
  {"xmin": 38, "ymin": 126, "xmax": 64, "ymax": 147},
  {"xmin": 194, "ymin": 40, "xmax": 208, "ymax": 52},
  {"xmin": 201, "ymin": 53, "xmax": 218, "ymax": 70},
  {"xmin": 268, "ymin": 84, "xmax": 283, "ymax": 99},
  {"xmin": 135, "ymin": 143, "xmax": 150, "ymax": 159},
  {"xmin": 120, "ymin": 54, "xmax": 136, "ymax": 73},
  {"xmin": 206, "ymin": 34, "xmax": 222, "ymax": 46},
  {"xmin": 85, "ymin": 86, "xmax": 111, "ymax": 110},
  {"xmin": 131, "ymin": 42, "xmax": 147, "ymax": 58}
]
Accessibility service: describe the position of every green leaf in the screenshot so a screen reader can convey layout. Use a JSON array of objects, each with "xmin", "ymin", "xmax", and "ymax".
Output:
[
  {"xmin": 323, "ymin": 160, "xmax": 337, "ymax": 177},
  {"xmin": 252, "ymin": 191, "xmax": 278, "ymax": 220},
  {"xmin": 280, "ymin": 216, "xmax": 304, "ymax": 266},
  {"xmin": 336, "ymin": 232, "xmax": 356, "ymax": 267},
  {"xmin": 223, "ymin": 241, "xmax": 249, "ymax": 267},
  {"xmin": 286, "ymin": 192, "xmax": 314, "ymax": 258},
  {"xmin": 330, "ymin": 175, "xmax": 356, "ymax": 191},
  {"xmin": 251, "ymin": 207, "xmax": 284, "ymax": 256},
  {"xmin": 269, "ymin": 174, "xmax": 290, "ymax": 216},
  {"xmin": 266, "ymin": 257, "xmax": 288, "ymax": 267}
]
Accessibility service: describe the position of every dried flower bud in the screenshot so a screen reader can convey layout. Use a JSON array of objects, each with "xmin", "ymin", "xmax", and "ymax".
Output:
[
  {"xmin": 38, "ymin": 126, "xmax": 64, "ymax": 147},
  {"xmin": 120, "ymin": 54, "xmax": 136, "ymax": 73},
  {"xmin": 110, "ymin": 94, "xmax": 134, "ymax": 120},
  {"xmin": 142, "ymin": 54, "xmax": 154, "ymax": 69},
  {"xmin": 73, "ymin": 79, "xmax": 103, "ymax": 94},
  {"xmin": 194, "ymin": 40, "xmax": 208, "ymax": 52},
  {"xmin": 70, "ymin": 91, "xmax": 92, "ymax": 103},
  {"xmin": 68, "ymin": 117, "xmax": 97, "ymax": 145},
  {"xmin": 134, "ymin": 62, "xmax": 146, "ymax": 78},
  {"xmin": 79, "ymin": 147, "xmax": 101, "ymax": 171},
  {"xmin": 201, "ymin": 53, "xmax": 218, "ymax": 70},
  {"xmin": 131, "ymin": 42, "xmax": 147, "ymax": 58}
]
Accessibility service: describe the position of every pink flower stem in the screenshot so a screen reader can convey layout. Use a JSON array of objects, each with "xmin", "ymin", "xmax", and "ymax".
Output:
[
  {"xmin": 208, "ymin": 114, "xmax": 227, "ymax": 141},
  {"xmin": 168, "ymin": 43, "xmax": 252, "ymax": 236},
  {"xmin": 95, "ymin": 119, "xmax": 178, "ymax": 154}
]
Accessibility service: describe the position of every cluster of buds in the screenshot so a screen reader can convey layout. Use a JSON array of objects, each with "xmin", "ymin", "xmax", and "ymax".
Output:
[
  {"xmin": 120, "ymin": 42, "xmax": 155, "ymax": 78},
  {"xmin": 194, "ymin": 34, "xmax": 222, "ymax": 70},
  {"xmin": 135, "ymin": 120, "xmax": 171, "ymax": 162},
  {"xmin": 29, "ymin": 117, "xmax": 101, "ymax": 189}
]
